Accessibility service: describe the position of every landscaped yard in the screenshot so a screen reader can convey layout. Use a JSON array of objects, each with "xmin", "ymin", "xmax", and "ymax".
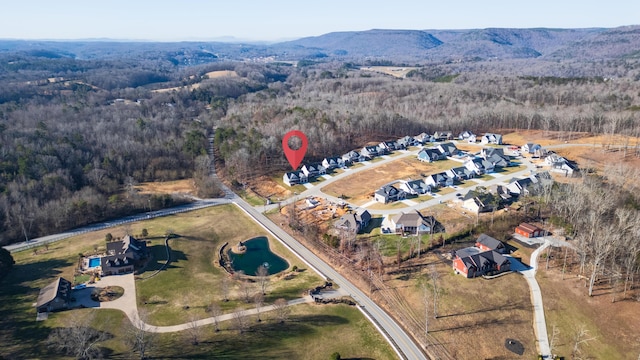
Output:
[{"xmin": 0, "ymin": 204, "xmax": 396, "ymax": 359}]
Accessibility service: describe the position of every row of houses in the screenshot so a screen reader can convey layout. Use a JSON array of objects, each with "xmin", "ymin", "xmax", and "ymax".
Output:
[
  {"xmin": 461, "ymin": 171, "xmax": 554, "ymax": 213},
  {"xmin": 283, "ymin": 130, "xmax": 505, "ymax": 187}
]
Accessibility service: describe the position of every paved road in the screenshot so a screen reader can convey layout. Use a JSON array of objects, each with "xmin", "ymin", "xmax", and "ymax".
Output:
[
  {"xmin": 511, "ymin": 235, "xmax": 576, "ymax": 358},
  {"xmin": 3, "ymin": 198, "xmax": 231, "ymax": 253}
]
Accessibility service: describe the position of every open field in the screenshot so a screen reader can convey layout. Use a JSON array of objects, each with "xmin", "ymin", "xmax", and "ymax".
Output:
[
  {"xmin": 360, "ymin": 66, "xmax": 418, "ymax": 78},
  {"xmin": 321, "ymin": 158, "xmax": 460, "ymax": 205}
]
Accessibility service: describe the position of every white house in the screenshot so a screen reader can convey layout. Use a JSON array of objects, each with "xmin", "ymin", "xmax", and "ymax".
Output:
[
  {"xmin": 481, "ymin": 133, "xmax": 503, "ymax": 145},
  {"xmin": 399, "ymin": 179, "xmax": 431, "ymax": 195}
]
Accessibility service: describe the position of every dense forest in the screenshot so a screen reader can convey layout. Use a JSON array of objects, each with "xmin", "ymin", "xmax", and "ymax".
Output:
[
  {"xmin": 1, "ymin": 39, "xmax": 640, "ymax": 248},
  {"xmin": 0, "ymin": 54, "xmax": 289, "ymax": 245}
]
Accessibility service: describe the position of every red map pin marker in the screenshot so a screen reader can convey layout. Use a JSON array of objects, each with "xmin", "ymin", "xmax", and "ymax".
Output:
[{"xmin": 282, "ymin": 130, "xmax": 308, "ymax": 170}]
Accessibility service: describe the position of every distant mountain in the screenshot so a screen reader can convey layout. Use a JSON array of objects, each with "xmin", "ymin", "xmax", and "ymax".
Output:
[
  {"xmin": 278, "ymin": 29, "xmax": 443, "ymax": 58},
  {"xmin": 1, "ymin": 25, "xmax": 639, "ymax": 64}
]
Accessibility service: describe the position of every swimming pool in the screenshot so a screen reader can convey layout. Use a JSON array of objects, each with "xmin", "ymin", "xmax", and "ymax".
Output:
[{"xmin": 88, "ymin": 257, "xmax": 101, "ymax": 268}]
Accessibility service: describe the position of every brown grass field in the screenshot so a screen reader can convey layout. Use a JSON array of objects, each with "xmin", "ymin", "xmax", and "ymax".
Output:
[
  {"xmin": 321, "ymin": 158, "xmax": 460, "ymax": 204},
  {"xmin": 135, "ymin": 179, "xmax": 197, "ymax": 195}
]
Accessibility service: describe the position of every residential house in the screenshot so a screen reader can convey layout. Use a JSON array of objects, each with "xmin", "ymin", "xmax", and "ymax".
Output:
[
  {"xmin": 374, "ymin": 185, "xmax": 406, "ymax": 203},
  {"xmin": 446, "ymin": 166, "xmax": 475, "ymax": 181},
  {"xmin": 301, "ymin": 163, "xmax": 326, "ymax": 178},
  {"xmin": 425, "ymin": 172, "xmax": 453, "ymax": 188},
  {"xmin": 322, "ymin": 156, "xmax": 347, "ymax": 170},
  {"xmin": 397, "ymin": 136, "xmax": 415, "ymax": 148},
  {"xmin": 467, "ymin": 134, "xmax": 477, "ymax": 143},
  {"xmin": 101, "ymin": 235, "xmax": 148, "ymax": 276},
  {"xmin": 461, "ymin": 192, "xmax": 498, "ymax": 213},
  {"xmin": 481, "ymin": 133, "xmax": 503, "ymax": 145},
  {"xmin": 414, "ymin": 132, "xmax": 436, "ymax": 144},
  {"xmin": 544, "ymin": 153, "xmax": 565, "ymax": 166},
  {"xmin": 515, "ymin": 223, "xmax": 545, "ymax": 238},
  {"xmin": 399, "ymin": 179, "xmax": 431, "ymax": 195},
  {"xmin": 506, "ymin": 177, "xmax": 533, "ymax": 196},
  {"xmin": 482, "ymin": 148, "xmax": 511, "ymax": 165},
  {"xmin": 458, "ymin": 130, "xmax": 475, "ymax": 141},
  {"xmin": 488, "ymin": 184, "xmax": 513, "ymax": 202},
  {"xmin": 475, "ymin": 233, "xmax": 508, "ymax": 253},
  {"xmin": 283, "ymin": 171, "xmax": 308, "ymax": 186},
  {"xmin": 361, "ymin": 145, "xmax": 380, "ymax": 158},
  {"xmin": 390, "ymin": 210, "xmax": 444, "ymax": 235},
  {"xmin": 378, "ymin": 141, "xmax": 400, "ymax": 153},
  {"xmin": 342, "ymin": 150, "xmax": 366, "ymax": 163},
  {"xmin": 453, "ymin": 247, "xmax": 511, "ymax": 278},
  {"xmin": 437, "ymin": 142, "xmax": 459, "ymax": 157},
  {"xmin": 417, "ymin": 148, "xmax": 445, "ymax": 163},
  {"xmin": 434, "ymin": 131, "xmax": 453, "ymax": 141},
  {"xmin": 550, "ymin": 159, "xmax": 578, "ymax": 176},
  {"xmin": 334, "ymin": 209, "xmax": 372, "ymax": 234},
  {"xmin": 464, "ymin": 157, "xmax": 495, "ymax": 175},
  {"xmin": 522, "ymin": 143, "xmax": 542, "ymax": 156},
  {"xmin": 36, "ymin": 277, "xmax": 72, "ymax": 313}
]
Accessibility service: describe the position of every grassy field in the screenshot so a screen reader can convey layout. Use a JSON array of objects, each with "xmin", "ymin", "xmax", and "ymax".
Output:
[{"xmin": 0, "ymin": 204, "xmax": 396, "ymax": 359}]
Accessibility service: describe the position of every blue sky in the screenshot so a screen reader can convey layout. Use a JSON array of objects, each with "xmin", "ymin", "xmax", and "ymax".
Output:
[{"xmin": 1, "ymin": 0, "xmax": 638, "ymax": 41}]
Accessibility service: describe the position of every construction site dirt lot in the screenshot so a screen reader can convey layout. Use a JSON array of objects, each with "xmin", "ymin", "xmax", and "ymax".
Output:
[
  {"xmin": 321, "ymin": 158, "xmax": 460, "ymax": 205},
  {"xmin": 280, "ymin": 196, "xmax": 348, "ymax": 232}
]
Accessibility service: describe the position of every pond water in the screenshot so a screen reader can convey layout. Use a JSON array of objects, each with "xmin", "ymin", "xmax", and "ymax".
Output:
[{"xmin": 227, "ymin": 236, "xmax": 288, "ymax": 275}]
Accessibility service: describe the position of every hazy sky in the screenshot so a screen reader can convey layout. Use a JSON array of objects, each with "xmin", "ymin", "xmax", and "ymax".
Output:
[{"xmin": 1, "ymin": 0, "xmax": 638, "ymax": 41}]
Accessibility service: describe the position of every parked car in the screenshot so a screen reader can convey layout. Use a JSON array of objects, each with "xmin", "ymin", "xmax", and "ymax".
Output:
[{"xmin": 73, "ymin": 284, "xmax": 87, "ymax": 290}]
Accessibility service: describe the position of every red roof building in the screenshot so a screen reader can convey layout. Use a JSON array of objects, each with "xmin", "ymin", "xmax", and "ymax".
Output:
[{"xmin": 515, "ymin": 223, "xmax": 544, "ymax": 238}]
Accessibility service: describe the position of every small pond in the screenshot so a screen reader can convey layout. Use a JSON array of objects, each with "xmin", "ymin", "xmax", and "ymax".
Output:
[{"xmin": 227, "ymin": 236, "xmax": 288, "ymax": 275}]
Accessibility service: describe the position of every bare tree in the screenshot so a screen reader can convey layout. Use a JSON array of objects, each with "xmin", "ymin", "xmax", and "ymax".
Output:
[
  {"xmin": 256, "ymin": 265, "xmax": 270, "ymax": 295},
  {"xmin": 185, "ymin": 314, "xmax": 202, "ymax": 345},
  {"xmin": 46, "ymin": 310, "xmax": 108, "ymax": 360},
  {"xmin": 549, "ymin": 324, "xmax": 560, "ymax": 357},
  {"xmin": 207, "ymin": 303, "xmax": 222, "ymax": 332},
  {"xmin": 572, "ymin": 325, "xmax": 595, "ymax": 359},
  {"xmin": 126, "ymin": 309, "xmax": 157, "ymax": 360},
  {"xmin": 232, "ymin": 309, "xmax": 250, "ymax": 334},
  {"xmin": 254, "ymin": 293, "xmax": 264, "ymax": 322},
  {"xmin": 273, "ymin": 298, "xmax": 290, "ymax": 323},
  {"xmin": 239, "ymin": 278, "xmax": 253, "ymax": 303},
  {"xmin": 221, "ymin": 275, "xmax": 231, "ymax": 302},
  {"xmin": 429, "ymin": 265, "xmax": 441, "ymax": 319}
]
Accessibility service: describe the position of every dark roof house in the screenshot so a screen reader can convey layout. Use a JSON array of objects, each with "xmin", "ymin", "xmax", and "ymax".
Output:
[{"xmin": 36, "ymin": 277, "xmax": 72, "ymax": 313}]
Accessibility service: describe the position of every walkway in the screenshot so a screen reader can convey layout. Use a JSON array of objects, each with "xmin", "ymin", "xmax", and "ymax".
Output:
[
  {"xmin": 70, "ymin": 273, "xmax": 347, "ymax": 333},
  {"xmin": 513, "ymin": 235, "xmax": 575, "ymax": 358}
]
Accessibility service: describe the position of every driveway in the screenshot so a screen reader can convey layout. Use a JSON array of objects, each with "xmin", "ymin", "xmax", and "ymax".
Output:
[{"xmin": 71, "ymin": 273, "xmax": 138, "ymax": 321}]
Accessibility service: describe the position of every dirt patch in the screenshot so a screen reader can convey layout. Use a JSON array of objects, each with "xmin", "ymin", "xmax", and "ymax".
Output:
[
  {"xmin": 248, "ymin": 175, "xmax": 292, "ymax": 201},
  {"xmin": 280, "ymin": 197, "xmax": 348, "ymax": 232},
  {"xmin": 360, "ymin": 66, "xmax": 418, "ymax": 78},
  {"xmin": 135, "ymin": 179, "xmax": 197, "ymax": 195}
]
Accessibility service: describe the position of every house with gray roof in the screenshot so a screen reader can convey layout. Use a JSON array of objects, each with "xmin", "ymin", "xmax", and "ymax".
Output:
[
  {"xmin": 374, "ymin": 185, "xmax": 406, "ymax": 204},
  {"xmin": 390, "ymin": 211, "xmax": 444, "ymax": 235},
  {"xmin": 417, "ymin": 148, "xmax": 445, "ymax": 163},
  {"xmin": 399, "ymin": 179, "xmax": 431, "ymax": 195},
  {"xmin": 434, "ymin": 131, "xmax": 453, "ymax": 141},
  {"xmin": 464, "ymin": 157, "xmax": 495, "ymax": 175},
  {"xmin": 397, "ymin": 135, "xmax": 416, "ymax": 148},
  {"xmin": 414, "ymin": 132, "xmax": 436, "ymax": 144},
  {"xmin": 101, "ymin": 235, "xmax": 148, "ymax": 276},
  {"xmin": 481, "ymin": 133, "xmax": 503, "ymax": 145},
  {"xmin": 283, "ymin": 171, "xmax": 308, "ymax": 186},
  {"xmin": 334, "ymin": 209, "xmax": 372, "ymax": 234},
  {"xmin": 437, "ymin": 142, "xmax": 459, "ymax": 156},
  {"xmin": 475, "ymin": 234, "xmax": 507, "ymax": 253},
  {"xmin": 361, "ymin": 145, "xmax": 380, "ymax": 158},
  {"xmin": 342, "ymin": 150, "xmax": 366, "ymax": 163},
  {"xmin": 322, "ymin": 156, "xmax": 347, "ymax": 170},
  {"xmin": 446, "ymin": 166, "xmax": 475, "ymax": 181},
  {"xmin": 452, "ymin": 235, "xmax": 511, "ymax": 278},
  {"xmin": 301, "ymin": 163, "xmax": 326, "ymax": 178},
  {"xmin": 36, "ymin": 277, "xmax": 72, "ymax": 314},
  {"xmin": 425, "ymin": 172, "xmax": 453, "ymax": 188}
]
